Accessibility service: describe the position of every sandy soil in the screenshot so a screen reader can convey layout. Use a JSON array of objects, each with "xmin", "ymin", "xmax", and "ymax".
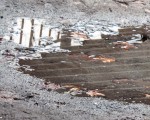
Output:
[{"xmin": 1, "ymin": 0, "xmax": 150, "ymax": 120}]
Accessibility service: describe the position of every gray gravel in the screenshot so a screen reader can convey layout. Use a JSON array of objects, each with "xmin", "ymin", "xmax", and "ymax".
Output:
[
  {"xmin": 1, "ymin": 0, "xmax": 150, "ymax": 35},
  {"xmin": 1, "ymin": 0, "xmax": 150, "ymax": 120}
]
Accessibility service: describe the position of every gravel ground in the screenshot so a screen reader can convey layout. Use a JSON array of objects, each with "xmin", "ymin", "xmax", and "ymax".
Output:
[{"xmin": 1, "ymin": 0, "xmax": 150, "ymax": 120}]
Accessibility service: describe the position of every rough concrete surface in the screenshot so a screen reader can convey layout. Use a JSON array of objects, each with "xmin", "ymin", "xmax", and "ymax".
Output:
[{"xmin": 1, "ymin": 0, "xmax": 150, "ymax": 120}]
